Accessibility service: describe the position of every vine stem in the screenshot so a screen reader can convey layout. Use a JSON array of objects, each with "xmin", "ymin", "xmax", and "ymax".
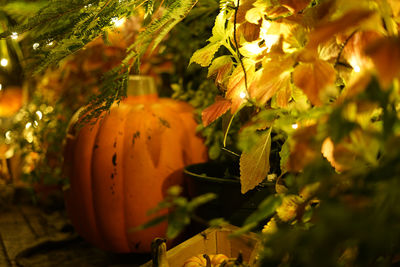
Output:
[
  {"xmin": 233, "ymin": 0, "xmax": 248, "ymax": 92},
  {"xmin": 334, "ymin": 30, "xmax": 358, "ymax": 68}
]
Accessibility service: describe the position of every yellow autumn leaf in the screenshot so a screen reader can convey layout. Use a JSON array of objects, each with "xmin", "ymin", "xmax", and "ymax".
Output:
[
  {"xmin": 226, "ymin": 59, "xmax": 255, "ymax": 113},
  {"xmin": 307, "ymin": 9, "xmax": 374, "ymax": 49},
  {"xmin": 249, "ymin": 56, "xmax": 294, "ymax": 106},
  {"xmin": 293, "ymin": 59, "xmax": 336, "ymax": 106},
  {"xmin": 201, "ymin": 96, "xmax": 232, "ymax": 127},
  {"xmin": 240, "ymin": 128, "xmax": 272, "ymax": 194},
  {"xmin": 237, "ymin": 0, "xmax": 257, "ymax": 24},
  {"xmin": 207, "ymin": 55, "xmax": 233, "ymax": 84},
  {"xmin": 276, "ymin": 195, "xmax": 303, "ymax": 222},
  {"xmin": 246, "ymin": 2, "xmax": 266, "ymax": 24},
  {"xmin": 280, "ymin": 0, "xmax": 311, "ymax": 14},
  {"xmin": 189, "ymin": 42, "xmax": 221, "ymax": 67},
  {"xmin": 365, "ymin": 36, "xmax": 400, "ymax": 89},
  {"xmin": 286, "ymin": 125, "xmax": 318, "ymax": 172},
  {"xmin": 262, "ymin": 217, "xmax": 278, "ymax": 235}
]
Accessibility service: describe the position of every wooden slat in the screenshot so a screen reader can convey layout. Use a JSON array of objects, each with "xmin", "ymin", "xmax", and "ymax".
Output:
[
  {"xmin": 0, "ymin": 233, "xmax": 12, "ymax": 267},
  {"xmin": 18, "ymin": 206, "xmax": 49, "ymax": 238},
  {"xmin": 0, "ymin": 207, "xmax": 37, "ymax": 264}
]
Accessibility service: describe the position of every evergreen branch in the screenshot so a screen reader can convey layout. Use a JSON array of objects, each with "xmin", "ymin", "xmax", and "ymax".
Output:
[
  {"xmin": 80, "ymin": 0, "xmax": 199, "ymax": 125},
  {"xmin": 126, "ymin": 0, "xmax": 198, "ymax": 72}
]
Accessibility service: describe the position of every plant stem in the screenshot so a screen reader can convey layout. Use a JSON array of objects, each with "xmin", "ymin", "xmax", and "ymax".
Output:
[{"xmin": 233, "ymin": 0, "xmax": 248, "ymax": 91}]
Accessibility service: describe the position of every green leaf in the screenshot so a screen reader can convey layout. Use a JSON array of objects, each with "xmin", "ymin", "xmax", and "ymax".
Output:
[
  {"xmin": 279, "ymin": 139, "xmax": 290, "ymax": 173},
  {"xmin": 240, "ymin": 128, "xmax": 272, "ymax": 194},
  {"xmin": 187, "ymin": 193, "xmax": 218, "ymax": 211},
  {"xmin": 209, "ymin": 10, "xmax": 226, "ymax": 42},
  {"xmin": 189, "ymin": 42, "xmax": 222, "ymax": 67},
  {"xmin": 130, "ymin": 214, "xmax": 168, "ymax": 232},
  {"xmin": 207, "ymin": 55, "xmax": 233, "ymax": 78},
  {"xmin": 328, "ymin": 106, "xmax": 358, "ymax": 143},
  {"xmin": 243, "ymin": 194, "xmax": 282, "ymax": 226}
]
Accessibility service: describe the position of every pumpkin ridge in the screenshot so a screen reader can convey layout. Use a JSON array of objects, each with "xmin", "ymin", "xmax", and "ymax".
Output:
[
  {"xmin": 65, "ymin": 116, "xmax": 108, "ymax": 250},
  {"xmin": 87, "ymin": 119, "xmax": 109, "ymax": 250},
  {"xmin": 118, "ymin": 104, "xmax": 131, "ymax": 253},
  {"xmin": 91, "ymin": 106, "xmax": 131, "ymax": 252}
]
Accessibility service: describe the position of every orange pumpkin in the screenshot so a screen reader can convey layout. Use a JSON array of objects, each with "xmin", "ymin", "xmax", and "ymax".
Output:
[
  {"xmin": 183, "ymin": 254, "xmax": 229, "ymax": 267},
  {"xmin": 63, "ymin": 76, "xmax": 208, "ymax": 253},
  {"xmin": 0, "ymin": 87, "xmax": 23, "ymax": 117}
]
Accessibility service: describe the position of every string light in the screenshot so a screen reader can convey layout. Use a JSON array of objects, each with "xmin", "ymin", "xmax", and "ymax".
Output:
[
  {"xmin": 36, "ymin": 110, "xmax": 43, "ymax": 120},
  {"xmin": 239, "ymin": 91, "xmax": 247, "ymax": 99},
  {"xmin": 292, "ymin": 123, "xmax": 299, "ymax": 129},
  {"xmin": 25, "ymin": 122, "xmax": 32, "ymax": 129},
  {"xmin": 111, "ymin": 17, "xmax": 126, "ymax": 27},
  {"xmin": 1, "ymin": 58, "xmax": 8, "ymax": 67},
  {"xmin": 47, "ymin": 41, "xmax": 54, "ymax": 46},
  {"xmin": 11, "ymin": 32, "xmax": 18, "ymax": 40},
  {"xmin": 0, "ymin": 84, "xmax": 2, "ymax": 91},
  {"xmin": 353, "ymin": 65, "xmax": 361, "ymax": 73},
  {"xmin": 33, "ymin": 43, "xmax": 40, "ymax": 50},
  {"xmin": 5, "ymin": 131, "xmax": 12, "ymax": 141}
]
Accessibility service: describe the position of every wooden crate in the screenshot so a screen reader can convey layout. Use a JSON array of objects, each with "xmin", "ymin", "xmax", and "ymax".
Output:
[{"xmin": 142, "ymin": 224, "xmax": 261, "ymax": 266}]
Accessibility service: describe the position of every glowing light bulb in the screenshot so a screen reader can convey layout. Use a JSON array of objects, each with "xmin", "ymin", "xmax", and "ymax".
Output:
[
  {"xmin": 5, "ymin": 131, "xmax": 12, "ymax": 141},
  {"xmin": 33, "ymin": 43, "xmax": 40, "ymax": 50},
  {"xmin": 0, "ymin": 84, "xmax": 2, "ymax": 91},
  {"xmin": 1, "ymin": 58, "xmax": 8, "ymax": 67},
  {"xmin": 243, "ymin": 42, "xmax": 265, "ymax": 56},
  {"xmin": 111, "ymin": 17, "xmax": 126, "ymax": 27},
  {"xmin": 353, "ymin": 65, "xmax": 361, "ymax": 73},
  {"xmin": 47, "ymin": 41, "xmax": 54, "ymax": 46},
  {"xmin": 239, "ymin": 91, "xmax": 247, "ymax": 99},
  {"xmin": 36, "ymin": 110, "xmax": 43, "ymax": 120},
  {"xmin": 34, "ymin": 120, "xmax": 39, "ymax": 127},
  {"xmin": 11, "ymin": 32, "xmax": 18, "ymax": 40},
  {"xmin": 25, "ymin": 122, "xmax": 32, "ymax": 129},
  {"xmin": 292, "ymin": 123, "xmax": 299, "ymax": 130}
]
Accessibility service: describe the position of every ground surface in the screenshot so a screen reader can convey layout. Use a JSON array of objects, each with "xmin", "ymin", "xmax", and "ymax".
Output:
[{"xmin": 0, "ymin": 186, "xmax": 151, "ymax": 267}]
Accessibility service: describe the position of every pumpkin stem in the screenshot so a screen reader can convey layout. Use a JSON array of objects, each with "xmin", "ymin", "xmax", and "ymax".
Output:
[
  {"xmin": 203, "ymin": 254, "xmax": 212, "ymax": 267},
  {"xmin": 151, "ymin": 238, "xmax": 169, "ymax": 267},
  {"xmin": 127, "ymin": 75, "xmax": 158, "ymax": 97},
  {"xmin": 235, "ymin": 252, "xmax": 244, "ymax": 265}
]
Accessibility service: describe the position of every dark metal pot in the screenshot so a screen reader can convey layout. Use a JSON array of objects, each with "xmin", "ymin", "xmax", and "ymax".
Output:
[{"xmin": 184, "ymin": 161, "xmax": 274, "ymax": 227}]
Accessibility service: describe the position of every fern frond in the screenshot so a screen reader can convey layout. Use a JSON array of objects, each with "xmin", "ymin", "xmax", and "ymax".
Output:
[
  {"xmin": 126, "ymin": 0, "xmax": 198, "ymax": 71},
  {"xmin": 1, "ymin": 0, "xmax": 199, "ymax": 124}
]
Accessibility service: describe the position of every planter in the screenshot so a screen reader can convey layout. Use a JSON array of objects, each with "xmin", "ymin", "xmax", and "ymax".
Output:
[
  {"xmin": 141, "ymin": 224, "xmax": 261, "ymax": 267},
  {"xmin": 184, "ymin": 161, "xmax": 274, "ymax": 228}
]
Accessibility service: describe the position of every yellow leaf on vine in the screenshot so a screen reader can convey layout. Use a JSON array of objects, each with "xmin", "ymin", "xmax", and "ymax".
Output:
[
  {"xmin": 189, "ymin": 42, "xmax": 221, "ymax": 67},
  {"xmin": 280, "ymin": 0, "xmax": 311, "ymax": 14},
  {"xmin": 201, "ymin": 96, "xmax": 232, "ymax": 127},
  {"xmin": 208, "ymin": 55, "xmax": 233, "ymax": 84},
  {"xmin": 226, "ymin": 60, "xmax": 255, "ymax": 113},
  {"xmin": 286, "ymin": 125, "xmax": 318, "ymax": 172},
  {"xmin": 240, "ymin": 128, "xmax": 272, "ymax": 194},
  {"xmin": 237, "ymin": 0, "xmax": 257, "ymax": 24},
  {"xmin": 293, "ymin": 59, "xmax": 335, "ymax": 106},
  {"xmin": 365, "ymin": 36, "xmax": 400, "ymax": 89},
  {"xmin": 249, "ymin": 56, "xmax": 294, "ymax": 106},
  {"xmin": 307, "ymin": 9, "xmax": 374, "ymax": 49}
]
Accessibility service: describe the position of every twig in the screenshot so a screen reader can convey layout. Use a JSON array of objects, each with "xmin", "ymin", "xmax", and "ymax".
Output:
[
  {"xmin": 233, "ymin": 0, "xmax": 248, "ymax": 91},
  {"xmin": 334, "ymin": 30, "xmax": 358, "ymax": 68}
]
